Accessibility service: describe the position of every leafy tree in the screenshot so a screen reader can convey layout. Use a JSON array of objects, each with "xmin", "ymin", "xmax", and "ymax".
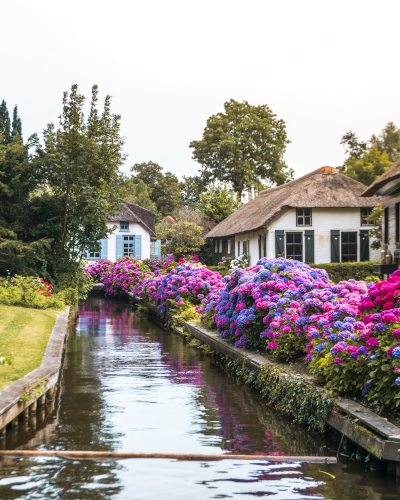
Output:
[
  {"xmin": 131, "ymin": 161, "xmax": 181, "ymax": 217},
  {"xmin": 119, "ymin": 175, "xmax": 157, "ymax": 213},
  {"xmin": 0, "ymin": 101, "xmax": 11, "ymax": 146},
  {"xmin": 189, "ymin": 99, "xmax": 292, "ymax": 198},
  {"xmin": 339, "ymin": 146, "xmax": 392, "ymax": 186},
  {"xmin": 30, "ymin": 84, "xmax": 125, "ymax": 281},
  {"xmin": 0, "ymin": 134, "xmax": 50, "ymax": 275},
  {"xmin": 340, "ymin": 131, "xmax": 367, "ymax": 161},
  {"xmin": 179, "ymin": 175, "xmax": 206, "ymax": 206},
  {"xmin": 366, "ymin": 204, "xmax": 382, "ymax": 250},
  {"xmin": 164, "ymin": 221, "xmax": 205, "ymax": 257},
  {"xmin": 11, "ymin": 105, "xmax": 22, "ymax": 140},
  {"xmin": 370, "ymin": 122, "xmax": 400, "ymax": 162},
  {"xmin": 198, "ymin": 184, "xmax": 242, "ymax": 222}
]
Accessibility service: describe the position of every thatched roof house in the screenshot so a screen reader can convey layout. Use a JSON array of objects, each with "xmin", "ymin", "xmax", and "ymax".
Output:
[
  {"xmin": 87, "ymin": 203, "xmax": 160, "ymax": 262},
  {"xmin": 361, "ymin": 158, "xmax": 400, "ymax": 267},
  {"xmin": 362, "ymin": 158, "xmax": 400, "ymax": 197},
  {"xmin": 208, "ymin": 167, "xmax": 381, "ymax": 266}
]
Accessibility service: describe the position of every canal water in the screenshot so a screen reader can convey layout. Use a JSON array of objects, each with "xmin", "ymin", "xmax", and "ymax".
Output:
[{"xmin": 0, "ymin": 297, "xmax": 399, "ymax": 499}]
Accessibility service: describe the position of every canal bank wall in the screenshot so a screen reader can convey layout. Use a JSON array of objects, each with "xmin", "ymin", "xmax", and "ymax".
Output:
[
  {"xmin": 129, "ymin": 293, "xmax": 400, "ymax": 476},
  {"xmin": 0, "ymin": 306, "xmax": 75, "ymax": 439}
]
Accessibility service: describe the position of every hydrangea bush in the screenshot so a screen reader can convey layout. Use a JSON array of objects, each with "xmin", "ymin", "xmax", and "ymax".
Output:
[
  {"xmin": 85, "ymin": 256, "xmax": 400, "ymax": 409},
  {"xmin": 198, "ymin": 258, "xmax": 330, "ymax": 361}
]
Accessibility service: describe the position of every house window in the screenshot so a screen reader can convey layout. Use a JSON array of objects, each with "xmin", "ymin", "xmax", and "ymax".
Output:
[
  {"xmin": 341, "ymin": 232, "xmax": 357, "ymax": 262},
  {"xmin": 219, "ymin": 239, "xmax": 222, "ymax": 253},
  {"xmin": 384, "ymin": 207, "xmax": 389, "ymax": 244},
  {"xmin": 361, "ymin": 208, "xmax": 373, "ymax": 226},
  {"xmin": 286, "ymin": 233, "xmax": 302, "ymax": 261},
  {"xmin": 120, "ymin": 221, "xmax": 129, "ymax": 231},
  {"xmin": 227, "ymin": 239, "xmax": 231, "ymax": 254},
  {"xmin": 123, "ymin": 236, "xmax": 135, "ymax": 257},
  {"xmin": 214, "ymin": 239, "xmax": 218, "ymax": 253},
  {"xmin": 89, "ymin": 250, "xmax": 100, "ymax": 258},
  {"xmin": 296, "ymin": 208, "xmax": 312, "ymax": 226},
  {"xmin": 238, "ymin": 241, "xmax": 241, "ymax": 255}
]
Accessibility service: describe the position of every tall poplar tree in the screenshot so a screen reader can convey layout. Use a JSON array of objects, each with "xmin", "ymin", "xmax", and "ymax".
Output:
[
  {"xmin": 0, "ymin": 101, "xmax": 11, "ymax": 145},
  {"xmin": 11, "ymin": 105, "xmax": 22, "ymax": 140}
]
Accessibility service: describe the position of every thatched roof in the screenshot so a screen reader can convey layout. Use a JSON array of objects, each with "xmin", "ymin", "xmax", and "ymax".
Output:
[
  {"xmin": 109, "ymin": 203, "xmax": 157, "ymax": 238},
  {"xmin": 207, "ymin": 167, "xmax": 382, "ymax": 238},
  {"xmin": 362, "ymin": 159, "xmax": 400, "ymax": 197}
]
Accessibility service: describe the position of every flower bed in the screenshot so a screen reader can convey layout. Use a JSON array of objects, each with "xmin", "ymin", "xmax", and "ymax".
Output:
[{"xmin": 85, "ymin": 256, "xmax": 400, "ymax": 411}]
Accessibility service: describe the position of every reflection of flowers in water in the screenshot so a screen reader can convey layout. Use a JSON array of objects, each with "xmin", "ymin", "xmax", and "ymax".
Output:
[
  {"xmin": 77, "ymin": 299, "xmax": 136, "ymax": 336},
  {"xmin": 77, "ymin": 297, "xmax": 283, "ymax": 456}
]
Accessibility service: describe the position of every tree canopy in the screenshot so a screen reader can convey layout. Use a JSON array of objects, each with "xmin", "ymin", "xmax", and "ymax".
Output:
[
  {"xmin": 131, "ymin": 161, "xmax": 181, "ymax": 217},
  {"xmin": 0, "ymin": 100, "xmax": 22, "ymax": 145},
  {"xmin": 340, "ymin": 122, "xmax": 399, "ymax": 185},
  {"xmin": 189, "ymin": 99, "xmax": 292, "ymax": 198},
  {"xmin": 198, "ymin": 184, "xmax": 242, "ymax": 223}
]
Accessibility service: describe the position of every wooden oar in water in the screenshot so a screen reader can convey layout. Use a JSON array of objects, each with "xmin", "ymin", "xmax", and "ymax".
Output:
[{"xmin": 0, "ymin": 450, "xmax": 336, "ymax": 463}]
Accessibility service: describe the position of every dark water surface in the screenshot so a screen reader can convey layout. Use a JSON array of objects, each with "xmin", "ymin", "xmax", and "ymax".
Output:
[{"xmin": 0, "ymin": 297, "xmax": 399, "ymax": 499}]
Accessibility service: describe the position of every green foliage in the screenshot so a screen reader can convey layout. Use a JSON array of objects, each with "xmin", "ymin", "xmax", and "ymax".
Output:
[
  {"xmin": 0, "ymin": 353, "xmax": 14, "ymax": 367},
  {"xmin": 53, "ymin": 260, "xmax": 94, "ymax": 305},
  {"xmin": 339, "ymin": 146, "xmax": 392, "ymax": 186},
  {"xmin": 0, "ymin": 100, "xmax": 11, "ymax": 145},
  {"xmin": 30, "ymin": 84, "xmax": 126, "ymax": 281},
  {"xmin": 179, "ymin": 175, "xmax": 206, "ymax": 206},
  {"xmin": 0, "ymin": 134, "xmax": 51, "ymax": 276},
  {"xmin": 171, "ymin": 303, "xmax": 201, "ymax": 328},
  {"xmin": 311, "ymin": 261, "xmax": 380, "ymax": 282},
  {"xmin": 131, "ymin": 161, "xmax": 181, "ymax": 217},
  {"xmin": 159, "ymin": 220, "xmax": 205, "ymax": 258},
  {"xmin": 0, "ymin": 275, "xmax": 65, "ymax": 309},
  {"xmin": 19, "ymin": 378, "xmax": 47, "ymax": 402},
  {"xmin": 189, "ymin": 99, "xmax": 293, "ymax": 198},
  {"xmin": 197, "ymin": 239, "xmax": 214, "ymax": 266},
  {"xmin": 370, "ymin": 122, "xmax": 400, "ymax": 162},
  {"xmin": 119, "ymin": 175, "xmax": 157, "ymax": 213},
  {"xmin": 11, "ymin": 105, "xmax": 22, "ymax": 141},
  {"xmin": 198, "ymin": 184, "xmax": 242, "ymax": 223},
  {"xmin": 366, "ymin": 204, "xmax": 382, "ymax": 250},
  {"xmin": 222, "ymin": 357, "xmax": 334, "ymax": 431}
]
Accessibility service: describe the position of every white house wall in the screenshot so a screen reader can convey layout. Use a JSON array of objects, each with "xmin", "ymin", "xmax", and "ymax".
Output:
[
  {"xmin": 106, "ymin": 222, "xmax": 151, "ymax": 261},
  {"xmin": 234, "ymin": 207, "xmax": 380, "ymax": 266}
]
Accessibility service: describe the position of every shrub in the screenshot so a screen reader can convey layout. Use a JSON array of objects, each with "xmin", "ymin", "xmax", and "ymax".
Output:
[
  {"xmin": 311, "ymin": 262, "xmax": 379, "ymax": 282},
  {"xmin": 198, "ymin": 258, "xmax": 330, "ymax": 360},
  {"xmin": 0, "ymin": 276, "xmax": 64, "ymax": 309}
]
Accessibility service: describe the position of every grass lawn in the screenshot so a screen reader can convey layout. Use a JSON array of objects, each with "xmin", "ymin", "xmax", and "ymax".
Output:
[{"xmin": 0, "ymin": 305, "xmax": 59, "ymax": 392}]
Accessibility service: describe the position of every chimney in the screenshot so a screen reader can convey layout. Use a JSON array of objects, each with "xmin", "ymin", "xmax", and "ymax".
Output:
[{"xmin": 251, "ymin": 185, "xmax": 255, "ymax": 200}]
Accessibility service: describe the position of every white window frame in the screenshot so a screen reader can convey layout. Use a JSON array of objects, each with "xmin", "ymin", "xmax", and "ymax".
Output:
[
  {"xmin": 214, "ymin": 239, "xmax": 218, "ymax": 253},
  {"xmin": 227, "ymin": 239, "xmax": 231, "ymax": 254},
  {"xmin": 219, "ymin": 239, "xmax": 222, "ymax": 253}
]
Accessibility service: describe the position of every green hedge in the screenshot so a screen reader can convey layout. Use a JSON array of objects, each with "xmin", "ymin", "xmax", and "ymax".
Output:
[
  {"xmin": 207, "ymin": 266, "xmax": 231, "ymax": 277},
  {"xmin": 311, "ymin": 261, "xmax": 380, "ymax": 282}
]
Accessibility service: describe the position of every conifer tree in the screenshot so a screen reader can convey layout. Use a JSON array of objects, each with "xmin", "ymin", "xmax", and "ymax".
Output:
[
  {"xmin": 11, "ymin": 105, "xmax": 22, "ymax": 141},
  {"xmin": 0, "ymin": 100, "xmax": 11, "ymax": 145}
]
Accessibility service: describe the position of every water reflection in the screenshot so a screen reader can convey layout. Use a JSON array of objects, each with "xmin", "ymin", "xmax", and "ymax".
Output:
[{"xmin": 0, "ymin": 297, "xmax": 399, "ymax": 499}]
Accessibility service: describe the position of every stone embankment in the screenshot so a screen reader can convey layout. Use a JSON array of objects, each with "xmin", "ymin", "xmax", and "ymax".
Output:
[
  {"xmin": 0, "ymin": 307, "xmax": 74, "ymax": 440},
  {"xmin": 129, "ymin": 293, "xmax": 400, "ymax": 478}
]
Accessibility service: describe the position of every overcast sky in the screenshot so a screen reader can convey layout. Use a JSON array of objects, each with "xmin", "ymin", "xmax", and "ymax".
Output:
[{"xmin": 2, "ymin": 0, "xmax": 400, "ymax": 182}]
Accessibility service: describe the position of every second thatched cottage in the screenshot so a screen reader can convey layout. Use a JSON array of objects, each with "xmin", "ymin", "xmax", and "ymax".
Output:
[{"xmin": 207, "ymin": 167, "xmax": 381, "ymax": 266}]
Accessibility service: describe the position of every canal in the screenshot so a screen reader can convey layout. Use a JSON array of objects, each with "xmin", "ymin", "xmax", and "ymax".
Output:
[{"xmin": 0, "ymin": 297, "xmax": 398, "ymax": 499}]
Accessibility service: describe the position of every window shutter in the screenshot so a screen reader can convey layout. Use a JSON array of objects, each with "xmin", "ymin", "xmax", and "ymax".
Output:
[
  {"xmin": 263, "ymin": 233, "xmax": 267, "ymax": 257},
  {"xmin": 331, "ymin": 230, "xmax": 340, "ymax": 263},
  {"xmin": 134, "ymin": 235, "xmax": 142, "ymax": 260},
  {"xmin": 258, "ymin": 235, "xmax": 262, "ymax": 260},
  {"xmin": 360, "ymin": 230, "xmax": 369, "ymax": 262},
  {"xmin": 275, "ymin": 230, "xmax": 285, "ymax": 257},
  {"xmin": 100, "ymin": 239, "xmax": 108, "ymax": 259},
  {"xmin": 305, "ymin": 230, "xmax": 314, "ymax": 264},
  {"xmin": 116, "ymin": 235, "xmax": 123, "ymax": 260}
]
